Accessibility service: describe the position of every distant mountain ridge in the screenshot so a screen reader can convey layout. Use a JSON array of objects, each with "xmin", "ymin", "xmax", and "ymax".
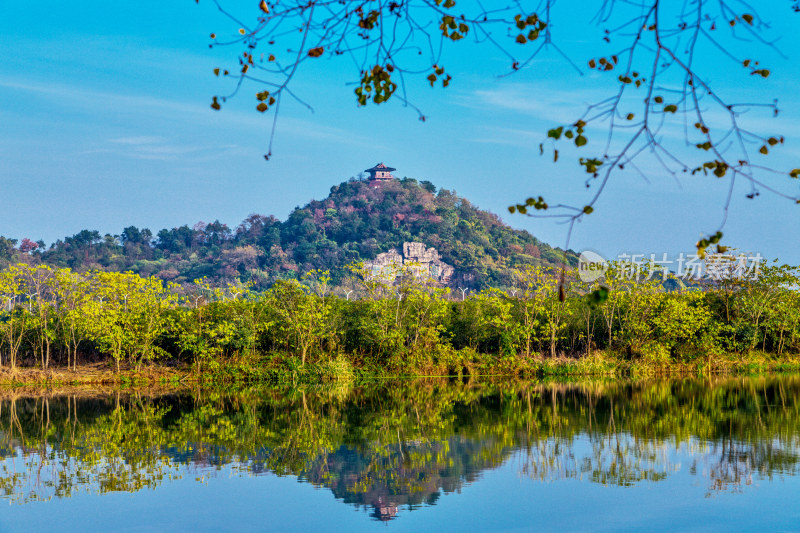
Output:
[{"xmin": 0, "ymin": 177, "xmax": 577, "ymax": 288}]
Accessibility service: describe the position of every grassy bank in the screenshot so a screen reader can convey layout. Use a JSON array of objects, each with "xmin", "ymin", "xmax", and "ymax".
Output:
[
  {"xmin": 2, "ymin": 349, "xmax": 799, "ymax": 386},
  {"xmin": 0, "ymin": 362, "xmax": 189, "ymax": 387}
]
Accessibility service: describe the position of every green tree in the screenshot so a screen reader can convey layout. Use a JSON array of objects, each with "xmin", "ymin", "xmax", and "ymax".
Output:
[
  {"xmin": 268, "ymin": 273, "xmax": 331, "ymax": 364},
  {"xmin": 0, "ymin": 265, "xmax": 34, "ymax": 369},
  {"xmin": 735, "ymin": 262, "xmax": 800, "ymax": 353},
  {"xmin": 650, "ymin": 290, "xmax": 716, "ymax": 363},
  {"xmin": 53, "ymin": 268, "xmax": 89, "ymax": 371},
  {"xmin": 80, "ymin": 271, "xmax": 176, "ymax": 372}
]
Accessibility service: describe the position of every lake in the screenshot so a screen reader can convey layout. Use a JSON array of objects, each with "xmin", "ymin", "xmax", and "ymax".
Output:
[{"xmin": 1, "ymin": 376, "xmax": 799, "ymax": 532}]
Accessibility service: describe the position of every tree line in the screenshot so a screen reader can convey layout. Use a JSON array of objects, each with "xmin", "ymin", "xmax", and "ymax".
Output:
[{"xmin": 1, "ymin": 260, "xmax": 799, "ymax": 375}]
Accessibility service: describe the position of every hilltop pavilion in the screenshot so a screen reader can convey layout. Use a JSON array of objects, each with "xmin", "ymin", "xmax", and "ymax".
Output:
[{"xmin": 365, "ymin": 163, "xmax": 396, "ymax": 181}]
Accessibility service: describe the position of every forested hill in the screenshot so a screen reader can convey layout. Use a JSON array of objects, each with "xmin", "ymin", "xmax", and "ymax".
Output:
[{"xmin": 0, "ymin": 178, "xmax": 576, "ymax": 288}]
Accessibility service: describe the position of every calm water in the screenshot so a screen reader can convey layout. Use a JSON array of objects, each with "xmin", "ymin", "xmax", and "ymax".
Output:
[{"xmin": 1, "ymin": 377, "xmax": 799, "ymax": 532}]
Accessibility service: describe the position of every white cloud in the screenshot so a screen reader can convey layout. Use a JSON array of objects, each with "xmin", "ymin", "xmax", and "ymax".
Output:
[
  {"xmin": 456, "ymin": 81, "xmax": 608, "ymax": 122},
  {"xmin": 0, "ymin": 76, "xmax": 381, "ymax": 151},
  {"xmin": 108, "ymin": 136, "xmax": 167, "ymax": 145}
]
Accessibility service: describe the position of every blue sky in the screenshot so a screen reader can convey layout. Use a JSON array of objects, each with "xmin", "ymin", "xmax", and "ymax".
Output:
[{"xmin": 1, "ymin": 1, "xmax": 799, "ymax": 263}]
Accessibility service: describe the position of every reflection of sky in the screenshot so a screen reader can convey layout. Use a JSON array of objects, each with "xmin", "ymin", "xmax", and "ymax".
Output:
[
  {"xmin": 2, "ymin": 2, "xmax": 800, "ymax": 263},
  {"xmin": 1, "ymin": 434, "xmax": 798, "ymax": 532},
  {"xmin": 432, "ymin": 441, "xmax": 800, "ymax": 533}
]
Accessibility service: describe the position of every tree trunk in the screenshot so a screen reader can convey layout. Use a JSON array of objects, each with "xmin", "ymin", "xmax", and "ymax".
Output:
[{"xmin": 586, "ymin": 315, "xmax": 592, "ymax": 358}]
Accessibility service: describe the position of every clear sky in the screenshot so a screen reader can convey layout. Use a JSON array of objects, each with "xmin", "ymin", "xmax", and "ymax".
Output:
[{"xmin": 1, "ymin": 1, "xmax": 799, "ymax": 263}]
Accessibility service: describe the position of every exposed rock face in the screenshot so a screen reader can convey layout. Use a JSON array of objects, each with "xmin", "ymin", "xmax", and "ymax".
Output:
[
  {"xmin": 366, "ymin": 242, "xmax": 454, "ymax": 285},
  {"xmin": 403, "ymin": 242, "xmax": 437, "ymax": 262}
]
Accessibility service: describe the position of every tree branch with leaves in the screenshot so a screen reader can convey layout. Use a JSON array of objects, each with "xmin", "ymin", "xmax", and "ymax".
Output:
[{"xmin": 203, "ymin": 1, "xmax": 797, "ymax": 257}]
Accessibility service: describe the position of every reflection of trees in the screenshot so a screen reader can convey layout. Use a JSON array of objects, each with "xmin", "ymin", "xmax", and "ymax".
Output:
[
  {"xmin": 0, "ymin": 377, "xmax": 798, "ymax": 517},
  {"xmin": 518, "ymin": 436, "xmax": 674, "ymax": 486},
  {"xmin": 511, "ymin": 377, "xmax": 800, "ymax": 494},
  {"xmin": 695, "ymin": 436, "xmax": 800, "ymax": 496},
  {"xmin": 0, "ymin": 393, "xmax": 183, "ymax": 502}
]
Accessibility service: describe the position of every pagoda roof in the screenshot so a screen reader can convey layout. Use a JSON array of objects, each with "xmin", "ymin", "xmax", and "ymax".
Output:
[{"xmin": 365, "ymin": 163, "xmax": 396, "ymax": 172}]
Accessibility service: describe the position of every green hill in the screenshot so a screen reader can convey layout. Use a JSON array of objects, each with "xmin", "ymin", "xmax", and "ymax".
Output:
[
  {"xmin": 275, "ymin": 178, "xmax": 576, "ymax": 286},
  {"xmin": 2, "ymin": 177, "xmax": 576, "ymax": 288}
]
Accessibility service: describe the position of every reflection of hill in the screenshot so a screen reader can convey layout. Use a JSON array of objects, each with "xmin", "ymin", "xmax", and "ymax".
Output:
[
  {"xmin": 0, "ymin": 377, "xmax": 798, "ymax": 518},
  {"xmin": 302, "ymin": 436, "xmax": 512, "ymax": 520}
]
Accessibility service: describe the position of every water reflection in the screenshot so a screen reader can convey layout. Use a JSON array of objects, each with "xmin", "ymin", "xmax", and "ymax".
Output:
[{"xmin": 0, "ymin": 377, "xmax": 798, "ymax": 520}]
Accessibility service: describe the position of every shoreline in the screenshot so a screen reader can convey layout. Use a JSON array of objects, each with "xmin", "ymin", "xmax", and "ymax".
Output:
[{"xmin": 2, "ymin": 351, "xmax": 799, "ymax": 387}]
